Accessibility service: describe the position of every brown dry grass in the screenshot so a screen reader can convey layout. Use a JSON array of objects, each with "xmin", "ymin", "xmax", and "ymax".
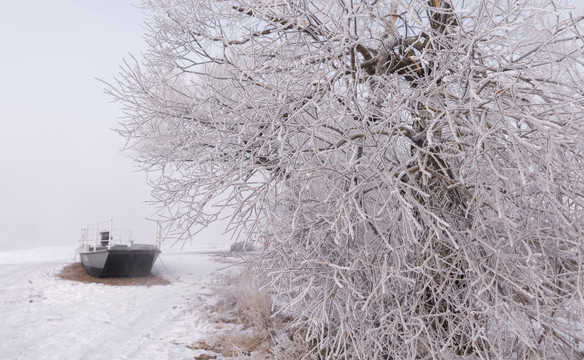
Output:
[
  {"xmin": 190, "ymin": 333, "xmax": 271, "ymax": 359},
  {"xmin": 57, "ymin": 262, "xmax": 171, "ymax": 286},
  {"xmin": 189, "ymin": 267, "xmax": 315, "ymax": 359}
]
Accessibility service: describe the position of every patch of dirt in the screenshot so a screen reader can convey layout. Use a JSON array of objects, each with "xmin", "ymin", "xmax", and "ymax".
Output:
[
  {"xmin": 57, "ymin": 262, "xmax": 171, "ymax": 286},
  {"xmin": 189, "ymin": 333, "xmax": 271, "ymax": 359},
  {"xmin": 194, "ymin": 354, "xmax": 218, "ymax": 360}
]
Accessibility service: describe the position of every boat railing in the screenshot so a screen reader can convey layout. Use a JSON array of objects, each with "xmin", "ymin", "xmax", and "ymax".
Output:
[
  {"xmin": 80, "ymin": 219, "xmax": 134, "ymax": 252},
  {"xmin": 154, "ymin": 221, "xmax": 162, "ymax": 250}
]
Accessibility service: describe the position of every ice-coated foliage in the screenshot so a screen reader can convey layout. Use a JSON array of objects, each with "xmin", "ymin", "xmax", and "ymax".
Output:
[{"xmin": 110, "ymin": 0, "xmax": 584, "ymax": 358}]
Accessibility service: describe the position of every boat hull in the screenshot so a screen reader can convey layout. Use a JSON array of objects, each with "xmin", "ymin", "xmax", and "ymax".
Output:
[{"xmin": 79, "ymin": 245, "xmax": 160, "ymax": 278}]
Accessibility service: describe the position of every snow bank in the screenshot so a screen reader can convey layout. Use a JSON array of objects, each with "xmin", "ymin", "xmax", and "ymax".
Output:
[{"xmin": 0, "ymin": 245, "xmax": 230, "ymax": 360}]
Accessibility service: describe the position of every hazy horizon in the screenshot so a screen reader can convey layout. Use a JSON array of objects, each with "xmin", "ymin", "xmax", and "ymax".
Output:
[{"xmin": 0, "ymin": 1, "xmax": 219, "ymax": 251}]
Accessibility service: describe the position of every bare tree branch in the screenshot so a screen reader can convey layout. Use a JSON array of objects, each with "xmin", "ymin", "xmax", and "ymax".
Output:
[{"xmin": 109, "ymin": 0, "xmax": 584, "ymax": 358}]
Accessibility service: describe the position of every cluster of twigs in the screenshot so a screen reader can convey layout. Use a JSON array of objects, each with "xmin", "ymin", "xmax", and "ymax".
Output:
[{"xmin": 110, "ymin": 0, "xmax": 584, "ymax": 358}]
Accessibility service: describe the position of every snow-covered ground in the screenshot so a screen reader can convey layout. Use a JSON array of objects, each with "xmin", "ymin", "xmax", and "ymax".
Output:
[{"xmin": 0, "ymin": 242, "xmax": 234, "ymax": 360}]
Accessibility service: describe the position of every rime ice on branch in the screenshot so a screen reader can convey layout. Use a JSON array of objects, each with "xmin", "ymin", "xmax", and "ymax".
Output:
[{"xmin": 109, "ymin": 0, "xmax": 584, "ymax": 358}]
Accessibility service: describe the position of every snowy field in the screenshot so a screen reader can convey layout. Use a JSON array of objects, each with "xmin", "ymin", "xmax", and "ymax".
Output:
[{"xmin": 0, "ymin": 243, "xmax": 235, "ymax": 360}]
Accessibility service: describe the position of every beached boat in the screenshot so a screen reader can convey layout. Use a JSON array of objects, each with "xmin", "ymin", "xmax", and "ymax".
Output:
[{"xmin": 78, "ymin": 220, "xmax": 161, "ymax": 278}]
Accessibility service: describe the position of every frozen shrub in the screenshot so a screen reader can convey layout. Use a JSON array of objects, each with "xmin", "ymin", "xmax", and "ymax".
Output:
[{"xmin": 111, "ymin": 0, "xmax": 584, "ymax": 358}]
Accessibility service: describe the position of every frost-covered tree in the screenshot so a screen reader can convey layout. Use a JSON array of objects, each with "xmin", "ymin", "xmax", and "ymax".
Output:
[{"xmin": 110, "ymin": 0, "xmax": 584, "ymax": 358}]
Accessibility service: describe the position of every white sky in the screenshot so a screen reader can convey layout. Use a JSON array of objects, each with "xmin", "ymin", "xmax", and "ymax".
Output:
[{"xmin": 0, "ymin": 1, "xmax": 162, "ymax": 250}]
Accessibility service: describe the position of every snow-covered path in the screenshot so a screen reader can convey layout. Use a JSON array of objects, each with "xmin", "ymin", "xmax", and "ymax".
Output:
[{"xmin": 0, "ymin": 245, "xmax": 230, "ymax": 359}]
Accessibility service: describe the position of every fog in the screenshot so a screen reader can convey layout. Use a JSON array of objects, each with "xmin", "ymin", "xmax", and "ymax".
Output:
[{"xmin": 0, "ymin": 1, "xmax": 166, "ymax": 250}]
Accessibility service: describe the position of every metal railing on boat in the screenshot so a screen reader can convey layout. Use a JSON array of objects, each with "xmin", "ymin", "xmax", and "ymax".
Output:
[
  {"xmin": 79, "ymin": 219, "xmax": 162, "ymax": 252},
  {"xmin": 80, "ymin": 220, "xmax": 133, "ymax": 251}
]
